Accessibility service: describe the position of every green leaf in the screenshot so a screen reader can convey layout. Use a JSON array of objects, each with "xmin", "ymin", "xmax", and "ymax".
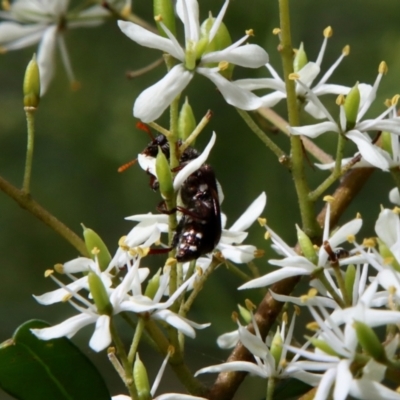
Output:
[{"xmin": 0, "ymin": 320, "xmax": 110, "ymax": 400}]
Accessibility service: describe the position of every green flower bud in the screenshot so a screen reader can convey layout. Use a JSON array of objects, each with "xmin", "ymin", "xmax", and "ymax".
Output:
[
  {"xmin": 199, "ymin": 16, "xmax": 233, "ymax": 79},
  {"xmin": 381, "ymin": 131, "xmax": 393, "ymax": 156},
  {"xmin": 296, "ymin": 225, "xmax": 318, "ymax": 265},
  {"xmin": 344, "ymin": 264, "xmax": 356, "ymax": 303},
  {"xmin": 293, "ymin": 43, "xmax": 308, "ymax": 73},
  {"xmin": 377, "ymin": 238, "xmax": 400, "ymax": 272},
  {"xmin": 270, "ymin": 328, "xmax": 283, "ymax": 367},
  {"xmin": 354, "ymin": 320, "xmax": 386, "ymax": 363},
  {"xmin": 156, "ymin": 146, "xmax": 173, "ymax": 199},
  {"xmin": 144, "ymin": 268, "xmax": 161, "ymax": 299},
  {"xmin": 307, "ymin": 337, "xmax": 337, "ymax": 356},
  {"xmin": 134, "ymin": 354, "xmax": 151, "ymax": 400},
  {"xmin": 88, "ymin": 272, "xmax": 113, "ymax": 315},
  {"xmin": 237, "ymin": 304, "xmax": 252, "ymax": 324},
  {"xmin": 23, "ymin": 54, "xmax": 40, "ymax": 108},
  {"xmin": 154, "ymin": 0, "xmax": 176, "ymax": 38},
  {"xmin": 344, "ymin": 83, "xmax": 360, "ymax": 131},
  {"xmin": 82, "ymin": 225, "xmax": 112, "ymax": 272},
  {"xmin": 178, "ymin": 98, "xmax": 196, "ymax": 141}
]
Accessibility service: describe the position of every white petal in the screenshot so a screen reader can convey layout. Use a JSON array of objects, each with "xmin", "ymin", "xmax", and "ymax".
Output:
[
  {"xmin": 155, "ymin": 395, "xmax": 208, "ymax": 400},
  {"xmin": 217, "ymin": 330, "xmax": 239, "ymax": 349},
  {"xmin": 62, "ymin": 257, "xmax": 96, "ymax": 274},
  {"xmin": 208, "ymin": 0, "xmax": 229, "ymax": 42},
  {"xmin": 33, "ymin": 277, "xmax": 88, "ymax": 305},
  {"xmin": 134, "ymin": 64, "xmax": 193, "ymax": 122},
  {"xmin": 229, "ymin": 192, "xmax": 266, "ymax": 231},
  {"xmin": 202, "ymin": 44, "xmax": 269, "ymax": 68},
  {"xmin": 290, "ymin": 121, "xmax": 338, "ymax": 138},
  {"xmin": 195, "ymin": 361, "xmax": 268, "ymax": 378},
  {"xmin": 260, "ymin": 91, "xmax": 287, "ymax": 107},
  {"xmin": 346, "ymin": 130, "xmax": 391, "ymax": 171},
  {"xmin": 313, "ymin": 83, "xmax": 350, "ymax": 96},
  {"xmin": 31, "ymin": 313, "xmax": 96, "ymax": 340},
  {"xmin": 375, "ymin": 208, "xmax": 398, "ymax": 247},
  {"xmin": 173, "ymin": 132, "xmax": 216, "ymax": 190},
  {"xmin": 175, "ymin": 0, "xmax": 199, "ymax": 42},
  {"xmin": 297, "ymin": 62, "xmax": 320, "ymax": 88},
  {"xmin": 0, "ymin": 21, "xmax": 44, "ymax": 45},
  {"xmin": 117, "ymin": 20, "xmax": 184, "ymax": 61},
  {"xmin": 126, "ymin": 213, "xmax": 169, "ymax": 223},
  {"xmin": 358, "ymin": 118, "xmax": 400, "ymax": 135},
  {"xmin": 329, "ymin": 218, "xmax": 362, "ymax": 249},
  {"xmin": 152, "ymin": 310, "xmax": 196, "ymax": 338},
  {"xmin": 234, "ymin": 77, "xmax": 285, "ymax": 92},
  {"xmin": 219, "ymin": 243, "xmax": 257, "ymax": 263},
  {"xmin": 137, "ymin": 154, "xmax": 156, "ymax": 177},
  {"xmin": 314, "ymin": 368, "xmax": 336, "ymax": 400},
  {"xmin": 238, "ymin": 326, "xmax": 271, "ymax": 362},
  {"xmin": 270, "ymin": 291, "xmax": 336, "ymax": 308},
  {"xmin": 239, "ymin": 267, "xmax": 311, "ymax": 290},
  {"xmin": 197, "ymin": 67, "xmax": 263, "ymax": 110},
  {"xmin": 219, "ymin": 229, "xmax": 248, "ymax": 245},
  {"xmin": 37, "ymin": 25, "xmax": 58, "ymax": 95},
  {"xmin": 389, "ymin": 187, "xmax": 400, "ymax": 205},
  {"xmin": 333, "ymin": 360, "xmax": 352, "ymax": 400},
  {"xmin": 350, "ymin": 379, "xmax": 400, "ymax": 400},
  {"xmin": 269, "ymin": 256, "xmax": 316, "ymax": 272},
  {"xmin": 89, "ymin": 315, "xmax": 111, "ymax": 352}
]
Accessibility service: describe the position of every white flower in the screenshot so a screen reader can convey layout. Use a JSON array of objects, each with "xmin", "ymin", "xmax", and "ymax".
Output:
[
  {"xmin": 0, "ymin": 0, "xmax": 109, "ymax": 94},
  {"xmin": 118, "ymin": 0, "xmax": 268, "ymax": 122},
  {"xmin": 32, "ymin": 256, "xmax": 119, "ymax": 306},
  {"xmin": 239, "ymin": 203, "xmax": 362, "ymax": 290},
  {"xmin": 234, "ymin": 27, "xmax": 350, "ymax": 118},
  {"xmin": 117, "ymin": 266, "xmax": 210, "ymax": 338},
  {"xmin": 286, "ymin": 298, "xmax": 400, "ymax": 400},
  {"xmin": 217, "ymin": 191, "xmax": 266, "ymax": 263},
  {"xmin": 290, "ymin": 65, "xmax": 400, "ymax": 171},
  {"xmin": 31, "ymin": 257, "xmax": 142, "ymax": 352},
  {"xmin": 32, "ymin": 257, "xmax": 209, "ymax": 351},
  {"xmin": 196, "ymin": 315, "xmax": 319, "ymax": 386}
]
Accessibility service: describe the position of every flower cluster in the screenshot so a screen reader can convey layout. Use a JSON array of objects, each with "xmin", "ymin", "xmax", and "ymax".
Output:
[{"xmin": 201, "ymin": 201, "xmax": 400, "ymax": 400}]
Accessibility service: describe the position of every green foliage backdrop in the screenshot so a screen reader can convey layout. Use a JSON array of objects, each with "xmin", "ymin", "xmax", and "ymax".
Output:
[{"xmin": 0, "ymin": 0, "xmax": 399, "ymax": 397}]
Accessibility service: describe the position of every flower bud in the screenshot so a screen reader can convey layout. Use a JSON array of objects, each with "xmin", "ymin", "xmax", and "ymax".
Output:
[
  {"xmin": 344, "ymin": 264, "xmax": 356, "ymax": 303},
  {"xmin": 198, "ymin": 17, "xmax": 233, "ymax": 79},
  {"xmin": 344, "ymin": 83, "xmax": 360, "ymax": 131},
  {"xmin": 134, "ymin": 354, "xmax": 151, "ymax": 400},
  {"xmin": 237, "ymin": 304, "xmax": 252, "ymax": 324},
  {"xmin": 144, "ymin": 268, "xmax": 161, "ymax": 299},
  {"xmin": 296, "ymin": 225, "xmax": 318, "ymax": 265},
  {"xmin": 270, "ymin": 328, "xmax": 283, "ymax": 367},
  {"xmin": 307, "ymin": 337, "xmax": 337, "ymax": 356},
  {"xmin": 88, "ymin": 272, "xmax": 113, "ymax": 315},
  {"xmin": 82, "ymin": 225, "xmax": 112, "ymax": 272},
  {"xmin": 381, "ymin": 131, "xmax": 393, "ymax": 156},
  {"xmin": 293, "ymin": 43, "xmax": 308, "ymax": 73},
  {"xmin": 23, "ymin": 54, "xmax": 40, "ymax": 108},
  {"xmin": 178, "ymin": 98, "xmax": 196, "ymax": 142},
  {"xmin": 156, "ymin": 146, "xmax": 173, "ymax": 199},
  {"xmin": 377, "ymin": 238, "xmax": 400, "ymax": 272},
  {"xmin": 154, "ymin": 0, "xmax": 176, "ymax": 37},
  {"xmin": 354, "ymin": 320, "xmax": 386, "ymax": 363}
]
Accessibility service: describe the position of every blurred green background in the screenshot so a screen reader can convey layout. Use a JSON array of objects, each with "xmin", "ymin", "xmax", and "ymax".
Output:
[{"xmin": 0, "ymin": 0, "xmax": 399, "ymax": 398}]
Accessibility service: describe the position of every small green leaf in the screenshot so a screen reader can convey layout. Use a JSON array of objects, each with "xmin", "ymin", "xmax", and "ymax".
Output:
[{"xmin": 0, "ymin": 320, "xmax": 110, "ymax": 400}]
